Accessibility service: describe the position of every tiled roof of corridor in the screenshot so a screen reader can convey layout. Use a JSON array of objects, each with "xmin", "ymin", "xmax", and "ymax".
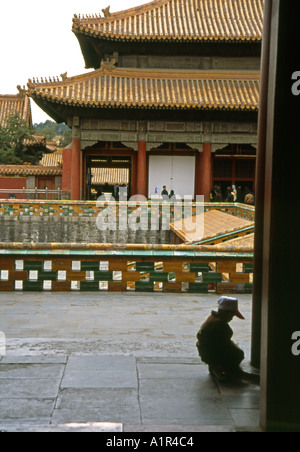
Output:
[{"xmin": 72, "ymin": 0, "xmax": 264, "ymax": 42}]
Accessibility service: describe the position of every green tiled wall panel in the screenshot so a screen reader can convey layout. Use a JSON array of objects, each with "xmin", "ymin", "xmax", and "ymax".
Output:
[
  {"xmin": 136, "ymin": 263, "xmax": 155, "ymax": 271},
  {"xmin": 243, "ymin": 264, "xmax": 254, "ymax": 273},
  {"xmin": 81, "ymin": 262, "xmax": 100, "ymax": 271},
  {"xmin": 23, "ymin": 281, "xmax": 44, "ymax": 291},
  {"xmin": 135, "ymin": 281, "xmax": 154, "ymax": 292},
  {"xmin": 80, "ymin": 282, "xmax": 100, "ymax": 292},
  {"xmin": 149, "ymin": 272, "xmax": 170, "ymax": 282},
  {"xmin": 93, "ymin": 271, "xmax": 113, "ymax": 281},
  {"xmin": 23, "ymin": 262, "xmax": 44, "ymax": 271},
  {"xmin": 202, "ymin": 272, "xmax": 222, "ymax": 282},
  {"xmin": 189, "ymin": 263, "xmax": 210, "ymax": 272},
  {"xmin": 188, "ymin": 283, "xmax": 209, "ymax": 293},
  {"xmin": 38, "ymin": 271, "xmax": 57, "ymax": 281}
]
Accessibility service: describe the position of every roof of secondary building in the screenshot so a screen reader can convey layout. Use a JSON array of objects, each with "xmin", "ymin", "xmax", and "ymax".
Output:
[
  {"xmin": 0, "ymin": 151, "xmax": 128, "ymax": 185},
  {"xmin": 0, "ymin": 93, "xmax": 32, "ymax": 128},
  {"xmin": 39, "ymin": 149, "xmax": 62, "ymax": 167},
  {"xmin": 73, "ymin": 0, "xmax": 264, "ymax": 43},
  {"xmin": 0, "ymin": 165, "xmax": 62, "ymax": 177},
  {"xmin": 0, "ymin": 150, "xmax": 62, "ymax": 177},
  {"xmin": 27, "ymin": 67, "xmax": 260, "ymax": 113}
]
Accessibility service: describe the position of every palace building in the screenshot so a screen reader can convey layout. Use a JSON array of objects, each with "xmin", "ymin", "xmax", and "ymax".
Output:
[{"xmin": 26, "ymin": 0, "xmax": 263, "ymax": 201}]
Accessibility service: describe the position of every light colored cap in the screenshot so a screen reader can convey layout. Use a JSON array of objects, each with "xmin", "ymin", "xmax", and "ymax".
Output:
[{"xmin": 218, "ymin": 296, "xmax": 245, "ymax": 319}]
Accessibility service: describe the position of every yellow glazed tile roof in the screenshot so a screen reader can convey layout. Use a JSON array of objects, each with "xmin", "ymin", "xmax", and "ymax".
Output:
[
  {"xmin": 92, "ymin": 167, "xmax": 130, "ymax": 186},
  {"xmin": 0, "ymin": 165, "xmax": 62, "ymax": 176},
  {"xmin": 39, "ymin": 150, "xmax": 62, "ymax": 167},
  {"xmin": 170, "ymin": 209, "xmax": 254, "ymax": 243},
  {"xmin": 0, "ymin": 94, "xmax": 32, "ymax": 128},
  {"xmin": 27, "ymin": 68, "xmax": 260, "ymax": 111},
  {"xmin": 72, "ymin": 0, "xmax": 264, "ymax": 42},
  {"xmin": 218, "ymin": 232, "xmax": 254, "ymax": 247},
  {"xmin": 0, "ymin": 151, "xmax": 62, "ymax": 177}
]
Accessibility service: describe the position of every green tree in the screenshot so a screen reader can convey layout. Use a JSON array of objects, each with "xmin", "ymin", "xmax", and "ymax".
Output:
[
  {"xmin": 59, "ymin": 128, "xmax": 72, "ymax": 147},
  {"xmin": 0, "ymin": 113, "xmax": 47, "ymax": 165},
  {"xmin": 34, "ymin": 120, "xmax": 57, "ymax": 140},
  {"xmin": 33, "ymin": 120, "xmax": 71, "ymax": 146}
]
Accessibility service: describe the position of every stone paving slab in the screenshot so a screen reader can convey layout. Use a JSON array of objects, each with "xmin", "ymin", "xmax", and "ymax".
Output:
[
  {"xmin": 0, "ymin": 363, "xmax": 64, "ymax": 380},
  {"xmin": 0, "ymin": 395, "xmax": 56, "ymax": 422},
  {"xmin": 61, "ymin": 356, "xmax": 138, "ymax": 389},
  {"xmin": 52, "ymin": 388, "xmax": 141, "ymax": 425},
  {"xmin": 0, "ymin": 378, "xmax": 61, "ymax": 399},
  {"xmin": 0, "ymin": 355, "xmax": 260, "ymax": 429}
]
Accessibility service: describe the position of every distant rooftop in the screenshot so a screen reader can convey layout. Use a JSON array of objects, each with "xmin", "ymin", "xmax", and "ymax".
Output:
[{"xmin": 0, "ymin": 93, "xmax": 32, "ymax": 128}]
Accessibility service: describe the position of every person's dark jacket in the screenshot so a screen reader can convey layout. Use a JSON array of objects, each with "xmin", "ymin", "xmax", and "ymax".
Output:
[{"xmin": 196, "ymin": 311, "xmax": 244, "ymax": 369}]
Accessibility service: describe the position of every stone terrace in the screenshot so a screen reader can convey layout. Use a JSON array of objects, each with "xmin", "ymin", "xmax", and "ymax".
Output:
[{"xmin": 0, "ymin": 292, "xmax": 260, "ymax": 432}]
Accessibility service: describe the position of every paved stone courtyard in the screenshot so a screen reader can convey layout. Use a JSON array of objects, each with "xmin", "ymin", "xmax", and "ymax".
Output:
[{"xmin": 0, "ymin": 292, "xmax": 260, "ymax": 432}]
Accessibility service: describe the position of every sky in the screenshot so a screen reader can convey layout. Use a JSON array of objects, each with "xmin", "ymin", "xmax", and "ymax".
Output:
[{"xmin": 0, "ymin": 0, "xmax": 144, "ymax": 124}]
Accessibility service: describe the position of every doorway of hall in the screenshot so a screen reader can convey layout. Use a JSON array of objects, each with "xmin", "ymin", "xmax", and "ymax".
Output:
[
  {"xmin": 212, "ymin": 144, "xmax": 256, "ymax": 202},
  {"xmin": 85, "ymin": 155, "xmax": 132, "ymax": 201}
]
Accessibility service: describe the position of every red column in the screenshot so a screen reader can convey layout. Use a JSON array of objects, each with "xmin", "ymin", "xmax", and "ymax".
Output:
[
  {"xmin": 195, "ymin": 151, "xmax": 202, "ymax": 198},
  {"xmin": 71, "ymin": 138, "xmax": 81, "ymax": 200},
  {"xmin": 201, "ymin": 142, "xmax": 212, "ymax": 202},
  {"xmin": 136, "ymin": 141, "xmax": 147, "ymax": 198},
  {"xmin": 62, "ymin": 147, "xmax": 72, "ymax": 196}
]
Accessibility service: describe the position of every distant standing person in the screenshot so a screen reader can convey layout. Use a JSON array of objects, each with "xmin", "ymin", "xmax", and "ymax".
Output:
[
  {"xmin": 215, "ymin": 185, "xmax": 223, "ymax": 202},
  {"xmin": 169, "ymin": 189, "xmax": 177, "ymax": 201},
  {"xmin": 237, "ymin": 186, "xmax": 243, "ymax": 203},
  {"xmin": 226, "ymin": 186, "xmax": 234, "ymax": 202},
  {"xmin": 161, "ymin": 185, "xmax": 169, "ymax": 198},
  {"xmin": 232, "ymin": 185, "xmax": 237, "ymax": 202}
]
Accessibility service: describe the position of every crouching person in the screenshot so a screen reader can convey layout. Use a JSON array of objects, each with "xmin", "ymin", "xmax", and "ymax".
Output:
[{"xmin": 196, "ymin": 296, "xmax": 245, "ymax": 381}]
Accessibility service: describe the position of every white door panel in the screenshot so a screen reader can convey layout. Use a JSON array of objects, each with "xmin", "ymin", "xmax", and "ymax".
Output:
[{"xmin": 148, "ymin": 155, "xmax": 195, "ymax": 198}]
